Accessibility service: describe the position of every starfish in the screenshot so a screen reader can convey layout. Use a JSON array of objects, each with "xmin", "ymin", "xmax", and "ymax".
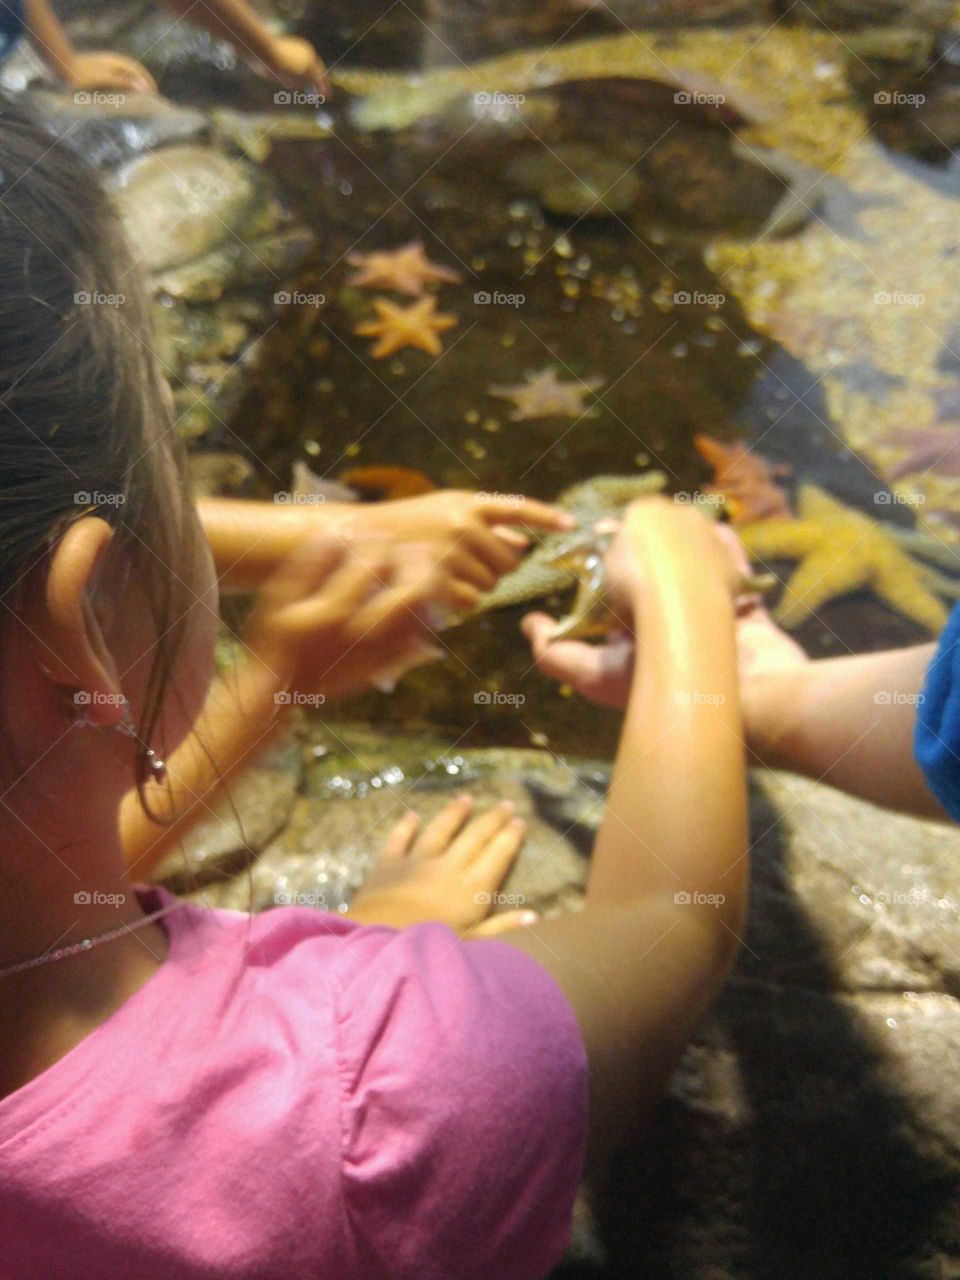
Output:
[
  {"xmin": 740, "ymin": 484, "xmax": 948, "ymax": 633},
  {"xmin": 487, "ymin": 367, "xmax": 605, "ymax": 422},
  {"xmin": 885, "ymin": 425, "xmax": 960, "ymax": 481},
  {"xmin": 694, "ymin": 433, "xmax": 793, "ymax": 525},
  {"xmin": 345, "ymin": 241, "xmax": 462, "ymax": 297},
  {"xmin": 354, "ymin": 296, "xmax": 458, "ymax": 358}
]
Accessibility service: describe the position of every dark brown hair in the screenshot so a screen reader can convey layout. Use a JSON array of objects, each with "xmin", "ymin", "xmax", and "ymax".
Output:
[{"xmin": 0, "ymin": 96, "xmax": 199, "ymax": 792}]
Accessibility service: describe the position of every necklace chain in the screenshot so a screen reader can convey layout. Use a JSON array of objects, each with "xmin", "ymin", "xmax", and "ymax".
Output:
[{"xmin": 0, "ymin": 902, "xmax": 183, "ymax": 980}]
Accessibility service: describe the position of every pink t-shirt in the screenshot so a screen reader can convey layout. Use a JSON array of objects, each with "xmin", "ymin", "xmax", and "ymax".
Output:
[{"xmin": 0, "ymin": 887, "xmax": 588, "ymax": 1279}]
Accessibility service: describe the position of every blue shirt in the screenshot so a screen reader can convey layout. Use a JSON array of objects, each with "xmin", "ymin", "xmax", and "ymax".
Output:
[
  {"xmin": 0, "ymin": 0, "xmax": 23, "ymax": 65},
  {"xmin": 915, "ymin": 602, "xmax": 960, "ymax": 820}
]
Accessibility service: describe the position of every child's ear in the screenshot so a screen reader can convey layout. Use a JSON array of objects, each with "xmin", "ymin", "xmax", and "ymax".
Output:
[{"xmin": 25, "ymin": 516, "xmax": 125, "ymax": 727}]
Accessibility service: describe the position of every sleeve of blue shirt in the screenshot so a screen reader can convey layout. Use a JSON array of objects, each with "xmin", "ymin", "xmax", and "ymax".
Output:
[
  {"xmin": 0, "ymin": 1, "xmax": 24, "ymax": 65},
  {"xmin": 914, "ymin": 601, "xmax": 960, "ymax": 821}
]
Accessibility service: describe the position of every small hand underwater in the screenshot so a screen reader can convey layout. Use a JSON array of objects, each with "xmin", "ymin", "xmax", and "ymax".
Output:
[{"xmin": 0, "ymin": 2, "xmax": 958, "ymax": 1277}]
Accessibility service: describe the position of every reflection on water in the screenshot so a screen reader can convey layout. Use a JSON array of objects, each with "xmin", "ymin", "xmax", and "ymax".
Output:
[{"xmin": 107, "ymin": 0, "xmax": 960, "ymax": 753}]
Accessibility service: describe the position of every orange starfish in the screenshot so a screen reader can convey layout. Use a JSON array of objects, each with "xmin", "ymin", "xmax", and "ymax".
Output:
[
  {"xmin": 354, "ymin": 296, "xmax": 458, "ymax": 359},
  {"xmin": 694, "ymin": 433, "xmax": 793, "ymax": 525},
  {"xmin": 346, "ymin": 241, "xmax": 462, "ymax": 297}
]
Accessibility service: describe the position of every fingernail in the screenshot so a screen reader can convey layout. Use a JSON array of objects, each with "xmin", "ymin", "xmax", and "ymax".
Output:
[
  {"xmin": 510, "ymin": 817, "xmax": 527, "ymax": 832},
  {"xmin": 499, "ymin": 799, "xmax": 515, "ymax": 813},
  {"xmin": 519, "ymin": 910, "xmax": 539, "ymax": 926},
  {"xmin": 457, "ymin": 792, "xmax": 473, "ymax": 804}
]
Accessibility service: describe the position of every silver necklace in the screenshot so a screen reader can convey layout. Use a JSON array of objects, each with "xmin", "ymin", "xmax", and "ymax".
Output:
[{"xmin": 0, "ymin": 902, "xmax": 183, "ymax": 980}]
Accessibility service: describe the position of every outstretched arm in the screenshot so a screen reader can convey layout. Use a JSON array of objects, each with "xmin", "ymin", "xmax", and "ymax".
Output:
[
  {"xmin": 23, "ymin": 0, "xmax": 157, "ymax": 91},
  {"xmin": 503, "ymin": 500, "xmax": 749, "ymax": 1163},
  {"xmin": 739, "ymin": 631, "xmax": 946, "ymax": 820},
  {"xmin": 156, "ymin": 0, "xmax": 331, "ymax": 96}
]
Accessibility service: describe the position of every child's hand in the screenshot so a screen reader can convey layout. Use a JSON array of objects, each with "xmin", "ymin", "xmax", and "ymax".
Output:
[
  {"xmin": 522, "ymin": 501, "xmax": 754, "ymax": 709},
  {"xmin": 330, "ymin": 490, "xmax": 576, "ymax": 618},
  {"xmin": 245, "ymin": 531, "xmax": 436, "ymax": 700},
  {"xmin": 348, "ymin": 795, "xmax": 537, "ymax": 935},
  {"xmin": 64, "ymin": 51, "xmax": 157, "ymax": 94},
  {"xmin": 256, "ymin": 34, "xmax": 331, "ymax": 99}
]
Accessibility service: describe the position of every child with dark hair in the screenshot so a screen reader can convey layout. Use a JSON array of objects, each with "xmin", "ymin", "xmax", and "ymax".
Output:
[
  {"xmin": 2, "ymin": 0, "xmax": 330, "ymax": 97},
  {"xmin": 0, "ymin": 101, "xmax": 750, "ymax": 1279}
]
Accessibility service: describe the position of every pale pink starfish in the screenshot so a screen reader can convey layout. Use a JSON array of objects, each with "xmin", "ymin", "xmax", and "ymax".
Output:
[
  {"xmin": 487, "ymin": 367, "xmax": 605, "ymax": 422},
  {"xmin": 346, "ymin": 241, "xmax": 462, "ymax": 297}
]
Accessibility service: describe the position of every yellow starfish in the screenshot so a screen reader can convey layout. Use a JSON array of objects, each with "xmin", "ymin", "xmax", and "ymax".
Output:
[
  {"xmin": 740, "ymin": 485, "xmax": 948, "ymax": 633},
  {"xmin": 346, "ymin": 241, "xmax": 462, "ymax": 296},
  {"xmin": 487, "ymin": 367, "xmax": 605, "ymax": 421},
  {"xmin": 354, "ymin": 296, "xmax": 458, "ymax": 358}
]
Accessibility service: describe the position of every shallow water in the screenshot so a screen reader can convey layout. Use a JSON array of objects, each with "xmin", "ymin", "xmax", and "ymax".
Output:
[{"xmin": 121, "ymin": 1, "xmax": 960, "ymax": 753}]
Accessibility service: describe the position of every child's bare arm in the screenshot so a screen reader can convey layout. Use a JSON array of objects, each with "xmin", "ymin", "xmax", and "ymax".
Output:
[
  {"xmin": 742, "ymin": 640, "xmax": 945, "ymax": 820},
  {"xmin": 502, "ymin": 500, "xmax": 749, "ymax": 1162},
  {"xmin": 122, "ymin": 535, "xmax": 432, "ymax": 877},
  {"xmin": 156, "ymin": 0, "xmax": 330, "ymax": 96},
  {"xmin": 23, "ymin": 0, "xmax": 157, "ymax": 91}
]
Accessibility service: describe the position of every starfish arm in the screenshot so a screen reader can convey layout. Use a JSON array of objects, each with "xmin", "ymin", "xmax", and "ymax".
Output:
[
  {"xmin": 873, "ymin": 553, "xmax": 948, "ymax": 632},
  {"xmin": 772, "ymin": 547, "xmax": 869, "ymax": 628},
  {"xmin": 739, "ymin": 518, "xmax": 819, "ymax": 560}
]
